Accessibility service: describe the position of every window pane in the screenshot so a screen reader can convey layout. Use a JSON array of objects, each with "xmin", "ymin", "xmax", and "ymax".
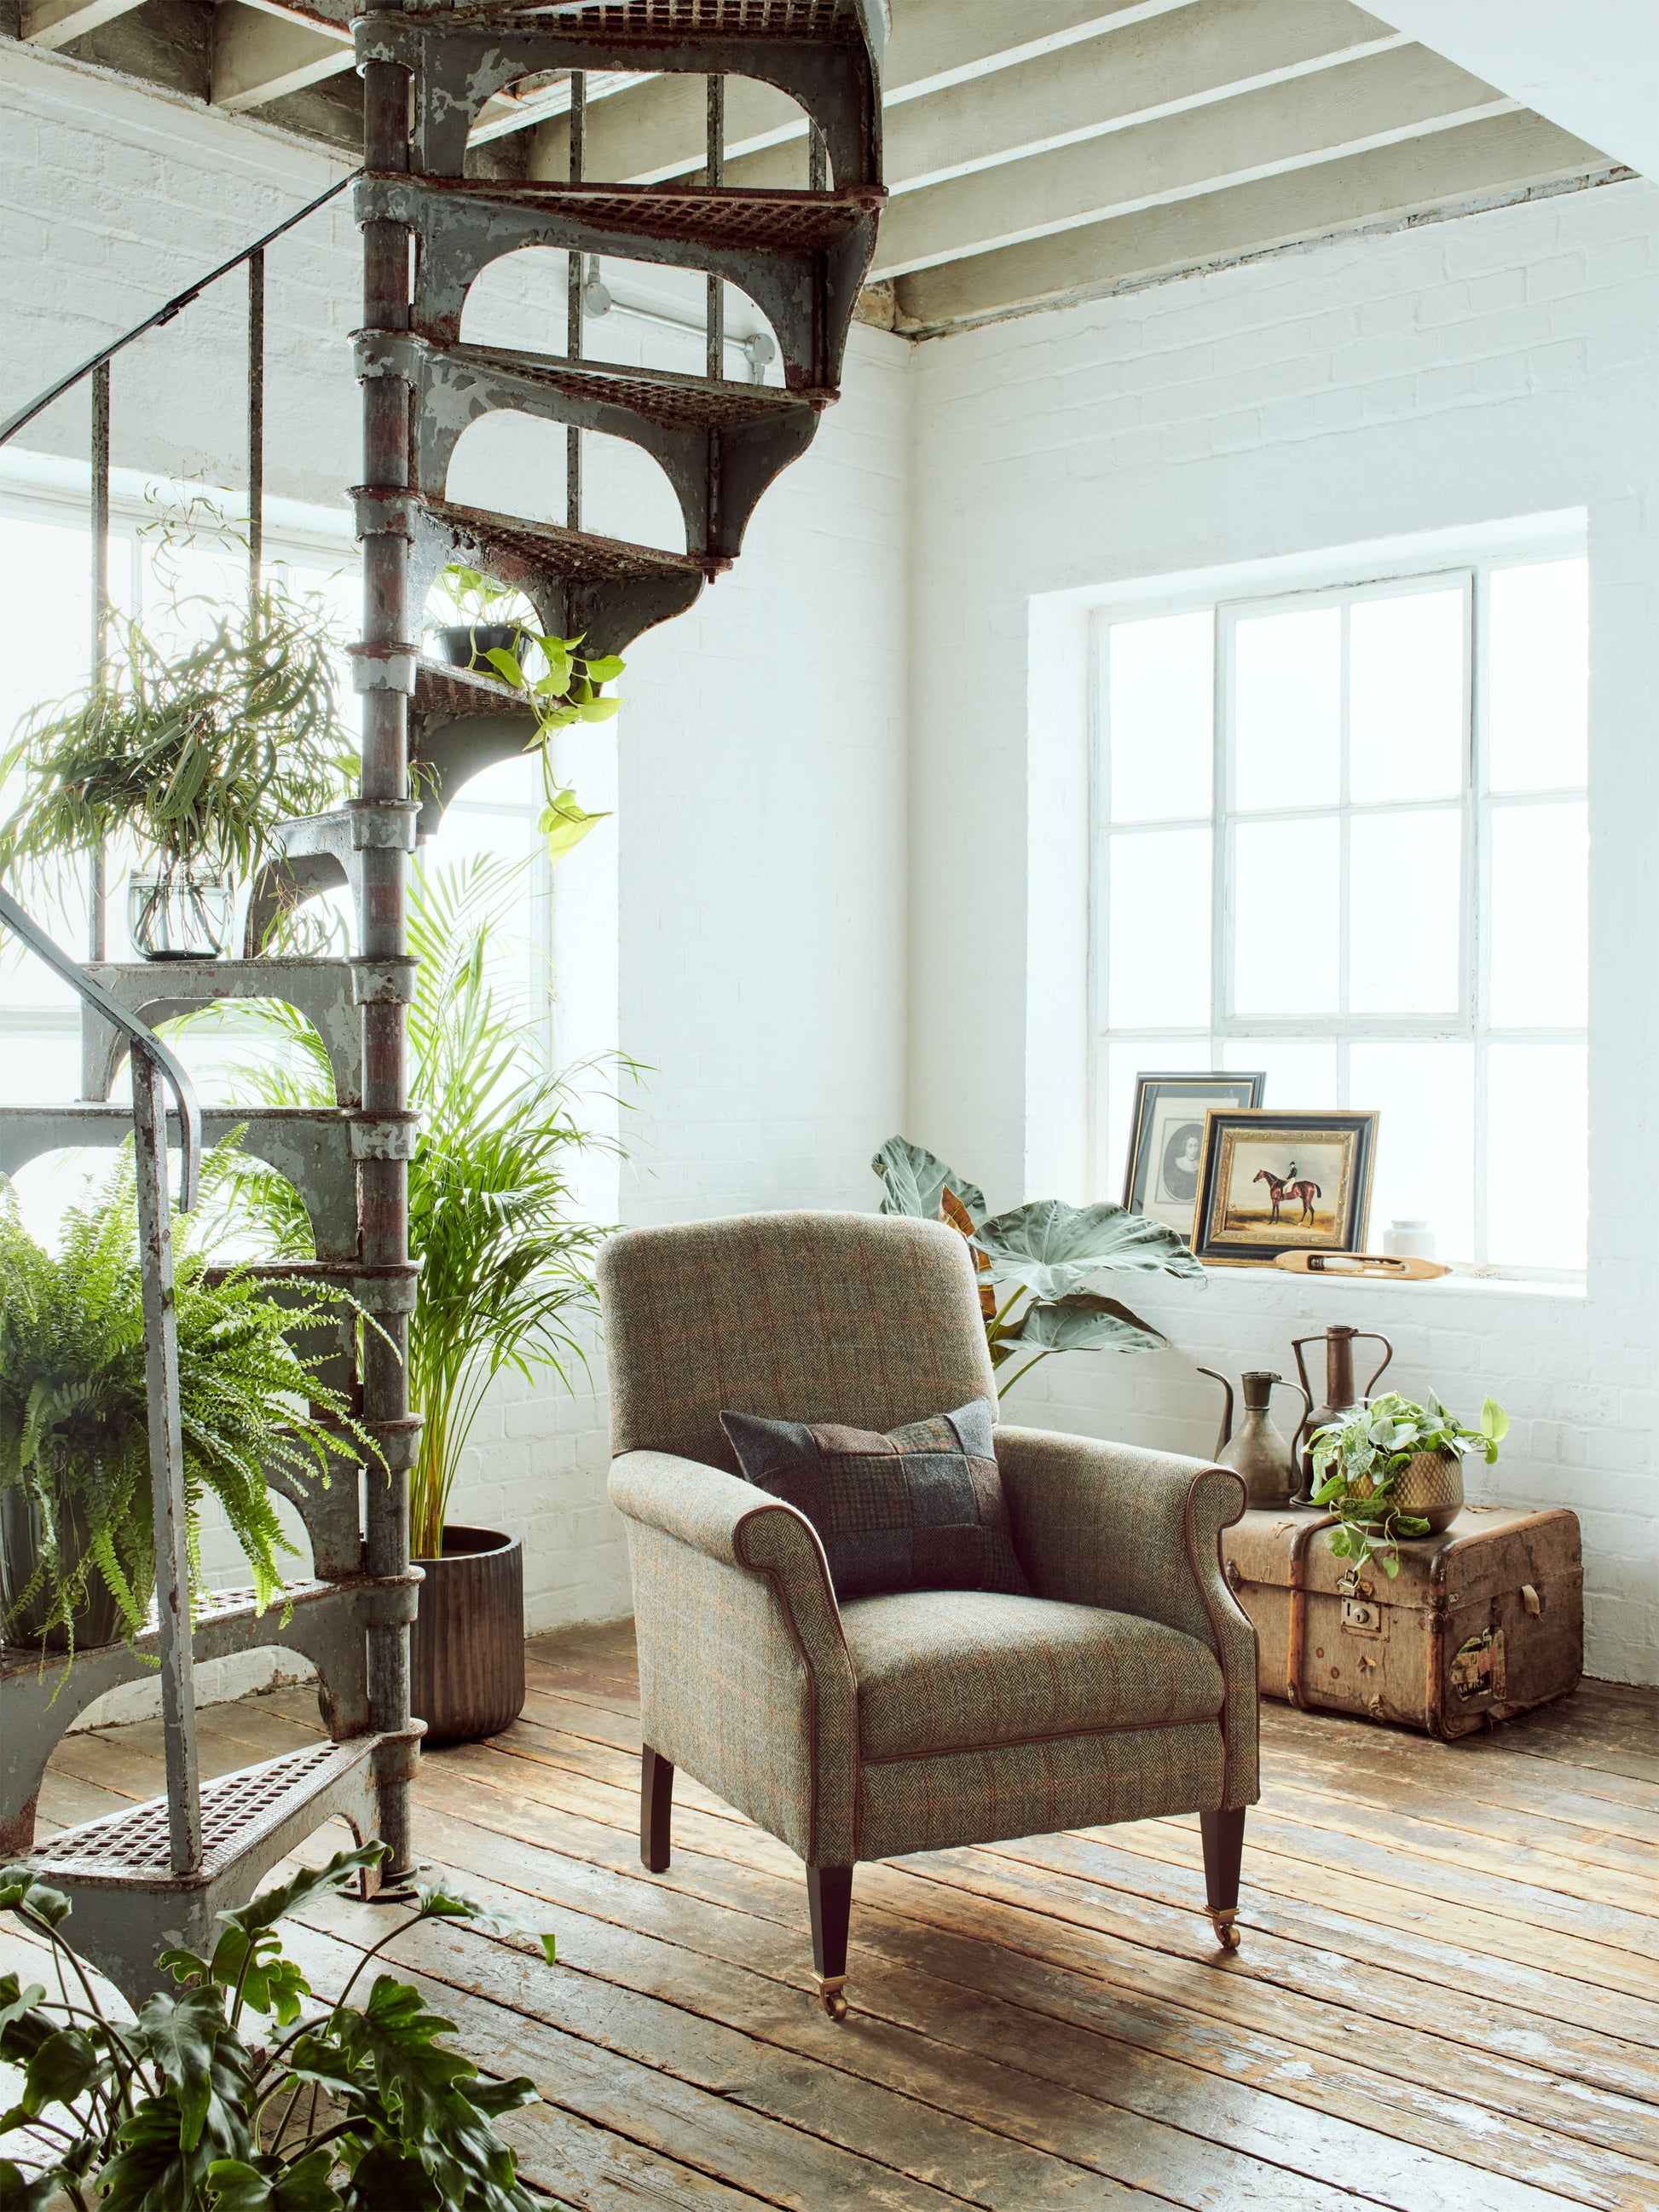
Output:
[
  {"xmin": 1486, "ymin": 1041, "xmax": 1586, "ymax": 1269},
  {"xmin": 1487, "ymin": 558, "xmax": 1587, "ymax": 793},
  {"xmin": 1349, "ymin": 1040, "xmax": 1475, "ymax": 1263},
  {"xmin": 1350, "ymin": 586, "xmax": 1465, "ymax": 803},
  {"xmin": 1223, "ymin": 1036, "xmax": 1337, "ymax": 1107},
  {"xmin": 1232, "ymin": 816, "xmax": 1338, "ymax": 1014},
  {"xmin": 1488, "ymin": 801, "xmax": 1587, "ymax": 1028},
  {"xmin": 1349, "ymin": 807, "xmax": 1461, "ymax": 1014},
  {"xmin": 1107, "ymin": 828, "xmax": 1211, "ymax": 1028},
  {"xmin": 1233, "ymin": 605, "xmax": 1340, "ymax": 811},
  {"xmin": 1107, "ymin": 612, "xmax": 1212, "ymax": 824}
]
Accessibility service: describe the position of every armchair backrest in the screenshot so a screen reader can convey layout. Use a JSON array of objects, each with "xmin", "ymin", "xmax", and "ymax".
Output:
[{"xmin": 598, "ymin": 1210, "xmax": 997, "ymax": 1471}]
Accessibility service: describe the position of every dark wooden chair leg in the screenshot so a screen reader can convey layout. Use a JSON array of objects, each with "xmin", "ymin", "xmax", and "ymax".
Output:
[
  {"xmin": 1199, "ymin": 1806, "xmax": 1246, "ymax": 1953},
  {"xmin": 640, "ymin": 1745, "xmax": 673, "ymax": 1873},
  {"xmin": 806, "ymin": 1863, "xmax": 853, "ymax": 2021}
]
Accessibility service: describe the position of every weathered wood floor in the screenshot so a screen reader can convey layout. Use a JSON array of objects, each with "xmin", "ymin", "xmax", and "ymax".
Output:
[{"xmin": 33, "ymin": 1626, "xmax": 1659, "ymax": 2210}]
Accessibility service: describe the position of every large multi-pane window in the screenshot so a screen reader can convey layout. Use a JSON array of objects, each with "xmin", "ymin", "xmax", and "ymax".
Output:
[
  {"xmin": 0, "ymin": 476, "xmax": 552, "ymax": 1239},
  {"xmin": 1094, "ymin": 545, "xmax": 1589, "ymax": 1275}
]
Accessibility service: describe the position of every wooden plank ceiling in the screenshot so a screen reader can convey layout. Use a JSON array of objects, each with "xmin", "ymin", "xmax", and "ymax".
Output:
[{"xmin": 6, "ymin": 0, "xmax": 1627, "ymax": 336}]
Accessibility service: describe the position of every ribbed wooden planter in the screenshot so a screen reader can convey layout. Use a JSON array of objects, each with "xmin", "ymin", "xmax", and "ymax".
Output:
[{"xmin": 409, "ymin": 1525, "xmax": 525, "ymax": 1747}]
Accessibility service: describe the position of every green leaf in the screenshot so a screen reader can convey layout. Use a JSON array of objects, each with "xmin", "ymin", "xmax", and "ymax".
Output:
[
  {"xmin": 0, "ymin": 1869, "xmax": 71, "ymax": 1929},
  {"xmin": 582, "ymin": 655, "xmax": 625, "ymax": 681},
  {"xmin": 1481, "ymin": 1396, "xmax": 1509, "ymax": 1446},
  {"xmin": 536, "ymin": 788, "xmax": 609, "ymax": 867},
  {"xmin": 0, "ymin": 2157, "xmax": 71, "ymax": 2212},
  {"xmin": 971, "ymin": 1198, "xmax": 1203, "ymax": 1302},
  {"xmin": 479, "ymin": 647, "xmax": 526, "ymax": 690},
  {"xmin": 216, "ymin": 1844, "xmax": 389, "ymax": 1949},
  {"xmin": 340, "ymin": 2145, "xmax": 442, "ymax": 2211},
  {"xmin": 462, "ymin": 2074, "xmax": 538, "ymax": 2121},
  {"xmin": 1007, "ymin": 1291, "xmax": 1166, "ymax": 1355},
  {"xmin": 574, "ymin": 696, "xmax": 621, "ymax": 722},
  {"xmin": 135, "ymin": 1988, "xmax": 224, "ymax": 2150},
  {"xmin": 334, "ymin": 1977, "xmax": 475, "ymax": 2134},
  {"xmin": 870, "ymin": 1137, "xmax": 986, "ymax": 1227},
  {"xmin": 208, "ymin": 2149, "xmax": 344, "ymax": 2212},
  {"xmin": 22, "ymin": 2024, "xmax": 99, "ymax": 2115}
]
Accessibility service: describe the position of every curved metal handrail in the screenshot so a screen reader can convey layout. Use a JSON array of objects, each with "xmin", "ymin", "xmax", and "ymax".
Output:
[{"xmin": 0, "ymin": 886, "xmax": 202, "ymax": 1211}]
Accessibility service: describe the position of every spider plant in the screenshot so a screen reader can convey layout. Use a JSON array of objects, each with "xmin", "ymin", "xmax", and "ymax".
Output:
[
  {"xmin": 0, "ymin": 1153, "xmax": 377, "ymax": 1653},
  {"xmin": 0, "ymin": 562, "xmax": 353, "ymax": 931},
  {"xmin": 199, "ymin": 855, "xmax": 611, "ymax": 1561}
]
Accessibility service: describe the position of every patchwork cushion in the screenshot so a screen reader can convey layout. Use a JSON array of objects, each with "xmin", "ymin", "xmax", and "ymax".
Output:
[
  {"xmin": 839, "ymin": 1587, "xmax": 1226, "ymax": 1761},
  {"xmin": 719, "ymin": 1398, "xmax": 1028, "ymax": 1603}
]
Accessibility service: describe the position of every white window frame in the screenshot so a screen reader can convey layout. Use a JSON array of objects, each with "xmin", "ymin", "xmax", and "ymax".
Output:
[{"xmin": 1089, "ymin": 528, "xmax": 1588, "ymax": 1279}]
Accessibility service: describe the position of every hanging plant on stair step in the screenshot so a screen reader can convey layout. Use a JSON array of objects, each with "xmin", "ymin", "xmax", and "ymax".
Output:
[
  {"xmin": 0, "ymin": 519, "xmax": 354, "ymax": 962},
  {"xmin": 426, "ymin": 563, "xmax": 623, "ymax": 867},
  {"xmin": 873, "ymin": 1136, "xmax": 1205, "ymax": 1398}
]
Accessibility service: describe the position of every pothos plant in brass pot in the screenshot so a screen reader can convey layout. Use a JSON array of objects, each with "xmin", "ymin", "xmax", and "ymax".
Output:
[
  {"xmin": 1310, "ymin": 1389, "xmax": 1509, "ymax": 1578},
  {"xmin": 872, "ymin": 1137, "xmax": 1204, "ymax": 1395}
]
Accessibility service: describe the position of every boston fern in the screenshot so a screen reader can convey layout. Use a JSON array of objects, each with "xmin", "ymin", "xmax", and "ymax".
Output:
[
  {"xmin": 0, "ymin": 1842, "xmax": 546, "ymax": 2211},
  {"xmin": 874, "ymin": 1136, "xmax": 1204, "ymax": 1395},
  {"xmin": 0, "ymin": 1158, "xmax": 376, "ymax": 1649},
  {"xmin": 199, "ymin": 856, "xmax": 610, "ymax": 1561}
]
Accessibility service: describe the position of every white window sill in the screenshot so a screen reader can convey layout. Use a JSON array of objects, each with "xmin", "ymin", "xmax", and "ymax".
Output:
[{"xmin": 1205, "ymin": 1266, "xmax": 1586, "ymax": 1302}]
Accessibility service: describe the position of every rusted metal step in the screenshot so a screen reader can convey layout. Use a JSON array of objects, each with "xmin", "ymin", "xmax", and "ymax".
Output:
[
  {"xmin": 79, "ymin": 956, "xmax": 360, "ymax": 1106},
  {"xmin": 367, "ymin": 333, "xmax": 825, "ymax": 562},
  {"xmin": 26, "ymin": 1733, "xmax": 418, "ymax": 2002},
  {"xmin": 359, "ymin": 0, "xmax": 886, "ymax": 185},
  {"xmin": 357, "ymin": 174, "xmax": 883, "ymax": 390}
]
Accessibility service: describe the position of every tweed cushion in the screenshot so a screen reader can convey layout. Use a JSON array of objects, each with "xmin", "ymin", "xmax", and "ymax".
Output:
[
  {"xmin": 841, "ymin": 1588, "xmax": 1224, "ymax": 1760},
  {"xmin": 720, "ymin": 1398, "xmax": 1029, "ymax": 1603}
]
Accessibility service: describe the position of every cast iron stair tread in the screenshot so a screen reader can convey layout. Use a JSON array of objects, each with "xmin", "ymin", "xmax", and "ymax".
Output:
[
  {"xmin": 419, "ymin": 496, "xmax": 730, "ymax": 581},
  {"xmin": 0, "ymin": 1104, "xmax": 353, "ymax": 1129},
  {"xmin": 28, "ymin": 1738, "xmax": 381, "ymax": 1884},
  {"xmin": 425, "ymin": 0, "xmax": 863, "ymax": 37},
  {"xmin": 439, "ymin": 341, "xmax": 833, "ymax": 425},
  {"xmin": 413, "ymin": 656, "xmax": 542, "ymax": 720},
  {"xmin": 85, "ymin": 956, "xmax": 355, "ymax": 982},
  {"xmin": 381, "ymin": 175, "xmax": 886, "ymax": 252},
  {"xmin": 0, "ymin": 1579, "xmax": 356, "ymax": 1678}
]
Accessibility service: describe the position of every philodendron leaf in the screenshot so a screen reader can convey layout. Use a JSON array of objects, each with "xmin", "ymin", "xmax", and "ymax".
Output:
[
  {"xmin": 0, "ymin": 2157, "xmax": 71, "ymax": 2212},
  {"xmin": 871, "ymin": 1137, "xmax": 986, "ymax": 1227},
  {"xmin": 206, "ymin": 2149, "xmax": 344, "ymax": 2212},
  {"xmin": 216, "ymin": 1843, "xmax": 388, "ymax": 1947},
  {"xmin": 0, "ymin": 1869, "xmax": 71, "ymax": 1929},
  {"xmin": 1008, "ymin": 1291, "xmax": 1166, "ymax": 1354},
  {"xmin": 135, "ymin": 1989, "xmax": 224, "ymax": 2151},
  {"xmin": 972, "ymin": 1198, "xmax": 1204, "ymax": 1302}
]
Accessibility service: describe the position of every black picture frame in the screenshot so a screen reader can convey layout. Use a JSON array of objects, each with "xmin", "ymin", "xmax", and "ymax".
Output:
[
  {"xmin": 1122, "ymin": 1071, "xmax": 1266, "ymax": 1240},
  {"xmin": 1193, "ymin": 1107, "xmax": 1379, "ymax": 1266}
]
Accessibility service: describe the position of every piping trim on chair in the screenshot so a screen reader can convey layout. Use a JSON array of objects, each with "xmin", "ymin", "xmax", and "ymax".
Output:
[
  {"xmin": 1182, "ymin": 1464, "xmax": 1256, "ymax": 1807},
  {"xmin": 857, "ymin": 1707, "xmax": 1225, "ymax": 1765},
  {"xmin": 732, "ymin": 1499, "xmax": 848, "ymax": 1866}
]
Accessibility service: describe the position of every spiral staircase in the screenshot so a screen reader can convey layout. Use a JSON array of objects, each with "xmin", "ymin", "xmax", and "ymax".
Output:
[{"xmin": 0, "ymin": 0, "xmax": 886, "ymax": 2000}]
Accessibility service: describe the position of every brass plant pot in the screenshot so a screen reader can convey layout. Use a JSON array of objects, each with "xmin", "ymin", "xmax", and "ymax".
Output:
[{"xmin": 1391, "ymin": 1447, "xmax": 1465, "ymax": 1535}]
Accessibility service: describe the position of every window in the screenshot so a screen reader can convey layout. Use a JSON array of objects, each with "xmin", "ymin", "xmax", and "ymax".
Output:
[
  {"xmin": 0, "ymin": 469, "xmax": 553, "ymax": 1242},
  {"xmin": 1094, "ymin": 546, "xmax": 1589, "ymax": 1274}
]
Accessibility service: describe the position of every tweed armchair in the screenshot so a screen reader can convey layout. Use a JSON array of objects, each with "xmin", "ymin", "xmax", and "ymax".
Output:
[{"xmin": 598, "ymin": 1210, "xmax": 1257, "ymax": 2019}]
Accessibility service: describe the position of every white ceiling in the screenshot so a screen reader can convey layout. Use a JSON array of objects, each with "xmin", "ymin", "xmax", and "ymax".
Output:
[{"xmin": 1376, "ymin": 0, "xmax": 1659, "ymax": 182}]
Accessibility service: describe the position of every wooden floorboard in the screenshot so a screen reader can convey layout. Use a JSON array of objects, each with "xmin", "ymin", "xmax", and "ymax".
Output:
[{"xmin": 40, "ymin": 1626, "xmax": 1659, "ymax": 2211}]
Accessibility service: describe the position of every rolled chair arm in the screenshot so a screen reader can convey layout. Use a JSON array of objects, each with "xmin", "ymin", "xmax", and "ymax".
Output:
[
  {"xmin": 995, "ymin": 1427, "xmax": 1257, "ymax": 1805},
  {"xmin": 609, "ymin": 1450, "xmax": 858, "ymax": 1863}
]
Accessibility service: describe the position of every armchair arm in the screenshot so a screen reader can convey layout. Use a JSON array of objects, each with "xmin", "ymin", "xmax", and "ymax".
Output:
[
  {"xmin": 609, "ymin": 1450, "xmax": 858, "ymax": 1863},
  {"xmin": 995, "ymin": 1427, "xmax": 1257, "ymax": 1805}
]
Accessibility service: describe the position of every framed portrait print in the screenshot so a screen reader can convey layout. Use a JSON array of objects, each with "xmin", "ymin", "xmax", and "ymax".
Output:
[
  {"xmin": 1193, "ymin": 1108, "xmax": 1379, "ymax": 1266},
  {"xmin": 1123, "ymin": 1071, "xmax": 1267, "ymax": 1239}
]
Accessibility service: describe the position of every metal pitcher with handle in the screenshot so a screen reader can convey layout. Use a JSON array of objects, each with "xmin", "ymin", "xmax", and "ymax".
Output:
[
  {"xmin": 1197, "ymin": 1367, "xmax": 1313, "ymax": 1509},
  {"xmin": 1290, "ymin": 1324, "xmax": 1393, "ymax": 1504}
]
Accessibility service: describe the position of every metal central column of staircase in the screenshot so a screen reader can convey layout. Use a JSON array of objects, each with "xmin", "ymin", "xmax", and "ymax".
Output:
[{"xmin": 0, "ymin": 0, "xmax": 885, "ymax": 2002}]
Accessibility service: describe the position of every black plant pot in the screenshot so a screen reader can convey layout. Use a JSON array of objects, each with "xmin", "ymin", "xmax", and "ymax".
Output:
[
  {"xmin": 436, "ymin": 624, "xmax": 528, "ymax": 678},
  {"xmin": 0, "ymin": 1486, "xmax": 130, "ymax": 1653},
  {"xmin": 408, "ymin": 1525, "xmax": 525, "ymax": 1747}
]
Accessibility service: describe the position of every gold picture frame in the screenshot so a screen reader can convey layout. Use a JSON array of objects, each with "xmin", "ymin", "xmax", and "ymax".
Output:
[{"xmin": 1194, "ymin": 1108, "xmax": 1379, "ymax": 1266}]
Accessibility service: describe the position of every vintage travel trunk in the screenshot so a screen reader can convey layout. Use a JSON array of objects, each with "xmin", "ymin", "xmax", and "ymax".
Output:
[{"xmin": 1221, "ymin": 1505, "xmax": 1583, "ymax": 1737}]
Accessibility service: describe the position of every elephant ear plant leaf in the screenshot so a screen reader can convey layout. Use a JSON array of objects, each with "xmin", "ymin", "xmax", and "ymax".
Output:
[
  {"xmin": 0, "ymin": 1844, "xmax": 551, "ymax": 2212},
  {"xmin": 874, "ymin": 1138, "xmax": 1203, "ymax": 1395}
]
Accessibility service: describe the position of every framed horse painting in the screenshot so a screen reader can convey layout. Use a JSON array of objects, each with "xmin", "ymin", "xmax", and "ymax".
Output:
[{"xmin": 1193, "ymin": 1107, "xmax": 1379, "ymax": 1265}]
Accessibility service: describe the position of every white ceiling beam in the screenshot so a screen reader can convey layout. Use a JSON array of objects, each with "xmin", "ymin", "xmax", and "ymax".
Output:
[
  {"xmin": 527, "ymin": 0, "xmax": 1213, "ymax": 179},
  {"xmin": 211, "ymin": 0, "xmax": 354, "ymax": 111},
  {"xmin": 870, "ymin": 44, "xmax": 1516, "ymax": 277},
  {"xmin": 21, "ymin": 0, "xmax": 147, "ymax": 53},
  {"xmin": 896, "ymin": 109, "xmax": 1611, "ymax": 328}
]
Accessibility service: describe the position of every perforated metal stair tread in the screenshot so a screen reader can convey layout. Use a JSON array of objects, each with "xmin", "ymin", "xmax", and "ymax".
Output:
[
  {"xmin": 0, "ymin": 1579, "xmax": 350, "ymax": 1682},
  {"xmin": 381, "ymin": 176, "xmax": 885, "ymax": 251},
  {"xmin": 442, "ymin": 342, "xmax": 832, "ymax": 426},
  {"xmin": 421, "ymin": 497, "xmax": 730, "ymax": 580},
  {"xmin": 413, "ymin": 657, "xmax": 542, "ymax": 719},
  {"xmin": 405, "ymin": 1, "xmax": 863, "ymax": 42},
  {"xmin": 30, "ymin": 1738, "xmax": 379, "ymax": 1886}
]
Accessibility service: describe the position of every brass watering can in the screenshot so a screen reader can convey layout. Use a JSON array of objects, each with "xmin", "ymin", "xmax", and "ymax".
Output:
[{"xmin": 1197, "ymin": 1367, "xmax": 1313, "ymax": 1508}]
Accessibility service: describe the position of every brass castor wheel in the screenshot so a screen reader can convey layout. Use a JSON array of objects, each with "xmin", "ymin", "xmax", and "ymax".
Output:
[
  {"xmin": 818, "ymin": 1976, "xmax": 848, "ymax": 2022},
  {"xmin": 1211, "ymin": 1909, "xmax": 1241, "ymax": 1954}
]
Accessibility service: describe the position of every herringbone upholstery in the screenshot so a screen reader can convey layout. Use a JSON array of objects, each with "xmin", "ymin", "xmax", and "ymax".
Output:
[{"xmin": 600, "ymin": 1211, "xmax": 1257, "ymax": 1880}]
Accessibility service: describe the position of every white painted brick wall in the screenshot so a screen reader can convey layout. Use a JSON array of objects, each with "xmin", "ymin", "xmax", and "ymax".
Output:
[{"xmin": 908, "ymin": 177, "xmax": 1659, "ymax": 1686}]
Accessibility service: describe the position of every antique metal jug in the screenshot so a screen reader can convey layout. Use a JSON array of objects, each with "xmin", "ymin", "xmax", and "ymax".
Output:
[
  {"xmin": 1197, "ymin": 1367, "xmax": 1312, "ymax": 1508},
  {"xmin": 1290, "ymin": 1324, "xmax": 1393, "ymax": 1503}
]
